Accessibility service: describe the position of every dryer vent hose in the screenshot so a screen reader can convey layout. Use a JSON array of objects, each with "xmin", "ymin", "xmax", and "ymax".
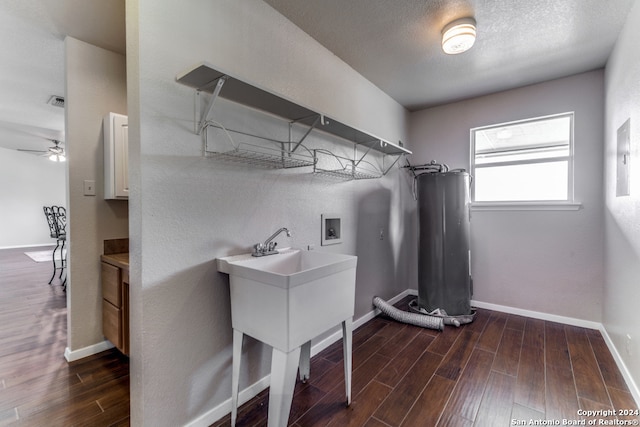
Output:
[{"xmin": 373, "ymin": 296, "xmax": 444, "ymax": 331}]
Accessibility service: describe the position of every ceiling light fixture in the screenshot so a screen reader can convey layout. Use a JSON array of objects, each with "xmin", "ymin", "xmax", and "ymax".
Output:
[
  {"xmin": 441, "ymin": 17, "xmax": 476, "ymax": 55},
  {"xmin": 49, "ymin": 153, "xmax": 66, "ymax": 162}
]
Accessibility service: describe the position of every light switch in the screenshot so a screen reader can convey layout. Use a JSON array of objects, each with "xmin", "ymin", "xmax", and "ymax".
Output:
[
  {"xmin": 616, "ymin": 118, "xmax": 630, "ymax": 197},
  {"xmin": 84, "ymin": 180, "xmax": 96, "ymax": 196}
]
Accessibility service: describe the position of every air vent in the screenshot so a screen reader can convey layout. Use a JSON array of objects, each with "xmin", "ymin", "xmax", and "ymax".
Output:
[{"xmin": 47, "ymin": 95, "xmax": 65, "ymax": 108}]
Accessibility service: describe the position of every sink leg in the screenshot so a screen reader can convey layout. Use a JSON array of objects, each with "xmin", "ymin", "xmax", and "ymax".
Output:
[
  {"xmin": 231, "ymin": 329, "xmax": 243, "ymax": 427},
  {"xmin": 299, "ymin": 341, "xmax": 311, "ymax": 382},
  {"xmin": 342, "ymin": 318, "xmax": 353, "ymax": 406},
  {"xmin": 268, "ymin": 347, "xmax": 301, "ymax": 427}
]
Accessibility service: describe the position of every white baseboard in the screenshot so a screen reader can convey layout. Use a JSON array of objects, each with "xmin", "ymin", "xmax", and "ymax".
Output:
[
  {"xmin": 468, "ymin": 299, "xmax": 639, "ymax": 408},
  {"xmin": 598, "ymin": 328, "xmax": 640, "ymax": 407},
  {"xmin": 185, "ymin": 290, "xmax": 639, "ymax": 425},
  {"xmin": 64, "ymin": 340, "xmax": 115, "ymax": 362},
  {"xmin": 470, "ymin": 299, "xmax": 602, "ymax": 330},
  {"xmin": 185, "ymin": 375, "xmax": 271, "ymax": 427},
  {"xmin": 1, "ymin": 243, "xmax": 56, "ymax": 250}
]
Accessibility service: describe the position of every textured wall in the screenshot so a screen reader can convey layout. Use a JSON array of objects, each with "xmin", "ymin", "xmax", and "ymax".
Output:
[
  {"xmin": 64, "ymin": 37, "xmax": 128, "ymax": 351},
  {"xmin": 604, "ymin": 0, "xmax": 640, "ymax": 399},
  {"xmin": 0, "ymin": 148, "xmax": 66, "ymax": 248},
  {"xmin": 409, "ymin": 70, "xmax": 605, "ymax": 322},
  {"xmin": 127, "ymin": 1, "xmax": 411, "ymax": 425}
]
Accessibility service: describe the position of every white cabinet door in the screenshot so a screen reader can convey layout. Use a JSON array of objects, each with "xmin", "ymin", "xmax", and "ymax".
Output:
[{"xmin": 104, "ymin": 113, "xmax": 128, "ymax": 200}]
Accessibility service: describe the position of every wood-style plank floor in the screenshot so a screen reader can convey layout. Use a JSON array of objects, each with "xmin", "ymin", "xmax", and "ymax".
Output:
[
  {"xmin": 214, "ymin": 298, "xmax": 639, "ymax": 426},
  {"xmin": 2, "ymin": 247, "xmax": 637, "ymax": 426},
  {"xmin": 0, "ymin": 247, "xmax": 129, "ymax": 426}
]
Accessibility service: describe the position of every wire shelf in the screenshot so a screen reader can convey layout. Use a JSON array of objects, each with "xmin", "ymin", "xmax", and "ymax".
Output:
[
  {"xmin": 205, "ymin": 147, "xmax": 316, "ymax": 169},
  {"xmin": 313, "ymin": 167, "xmax": 382, "ymax": 180},
  {"xmin": 204, "ymin": 123, "xmax": 316, "ymax": 169},
  {"xmin": 178, "ymin": 62, "xmax": 411, "ymax": 178},
  {"xmin": 177, "ymin": 62, "xmax": 412, "ymax": 156},
  {"xmin": 313, "ymin": 150, "xmax": 382, "ymax": 180}
]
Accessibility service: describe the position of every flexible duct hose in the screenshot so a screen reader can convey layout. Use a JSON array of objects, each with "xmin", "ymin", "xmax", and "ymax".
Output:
[
  {"xmin": 373, "ymin": 296, "xmax": 444, "ymax": 331},
  {"xmin": 408, "ymin": 299, "xmax": 476, "ymax": 327}
]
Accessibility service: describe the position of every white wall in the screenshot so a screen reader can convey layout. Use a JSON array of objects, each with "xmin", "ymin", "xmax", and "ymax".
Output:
[
  {"xmin": 127, "ymin": 1, "xmax": 411, "ymax": 425},
  {"xmin": 604, "ymin": 0, "xmax": 640, "ymax": 398},
  {"xmin": 409, "ymin": 70, "xmax": 605, "ymax": 322},
  {"xmin": 0, "ymin": 147, "xmax": 65, "ymax": 248},
  {"xmin": 64, "ymin": 37, "xmax": 128, "ymax": 352}
]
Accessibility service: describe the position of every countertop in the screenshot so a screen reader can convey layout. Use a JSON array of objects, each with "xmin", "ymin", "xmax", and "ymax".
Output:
[{"xmin": 101, "ymin": 253, "xmax": 129, "ymax": 270}]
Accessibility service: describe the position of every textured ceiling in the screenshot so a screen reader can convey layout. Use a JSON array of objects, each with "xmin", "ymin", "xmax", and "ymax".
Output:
[
  {"xmin": 0, "ymin": 0, "xmax": 124, "ymax": 153},
  {"xmin": 264, "ymin": 0, "xmax": 634, "ymax": 111},
  {"xmin": 0, "ymin": 0, "xmax": 633, "ymax": 154}
]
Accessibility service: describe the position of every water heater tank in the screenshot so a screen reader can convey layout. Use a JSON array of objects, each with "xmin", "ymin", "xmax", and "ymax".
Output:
[{"xmin": 417, "ymin": 171, "xmax": 472, "ymax": 316}]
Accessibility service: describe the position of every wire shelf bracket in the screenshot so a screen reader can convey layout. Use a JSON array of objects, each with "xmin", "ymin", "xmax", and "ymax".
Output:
[
  {"xmin": 195, "ymin": 76, "xmax": 227, "ymax": 135},
  {"xmin": 289, "ymin": 114, "xmax": 323, "ymax": 153},
  {"xmin": 195, "ymin": 81, "xmax": 321, "ymax": 153}
]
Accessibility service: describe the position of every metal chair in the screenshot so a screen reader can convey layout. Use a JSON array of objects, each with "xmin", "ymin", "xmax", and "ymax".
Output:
[{"xmin": 43, "ymin": 206, "xmax": 67, "ymax": 288}]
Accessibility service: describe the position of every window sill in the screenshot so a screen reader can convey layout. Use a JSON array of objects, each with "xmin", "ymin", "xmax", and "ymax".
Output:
[{"xmin": 471, "ymin": 201, "xmax": 583, "ymax": 211}]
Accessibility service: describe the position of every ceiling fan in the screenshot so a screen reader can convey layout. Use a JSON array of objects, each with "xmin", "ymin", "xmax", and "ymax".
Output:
[{"xmin": 18, "ymin": 139, "xmax": 66, "ymax": 162}]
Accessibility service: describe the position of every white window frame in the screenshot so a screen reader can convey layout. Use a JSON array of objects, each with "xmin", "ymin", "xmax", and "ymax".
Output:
[{"xmin": 470, "ymin": 112, "xmax": 581, "ymax": 211}]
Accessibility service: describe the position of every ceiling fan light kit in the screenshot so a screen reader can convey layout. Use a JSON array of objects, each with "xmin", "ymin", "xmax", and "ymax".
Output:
[
  {"xmin": 441, "ymin": 17, "xmax": 476, "ymax": 55},
  {"xmin": 17, "ymin": 139, "xmax": 66, "ymax": 161},
  {"xmin": 47, "ymin": 140, "xmax": 65, "ymax": 161}
]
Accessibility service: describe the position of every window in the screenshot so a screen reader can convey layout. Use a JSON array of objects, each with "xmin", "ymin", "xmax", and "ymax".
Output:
[{"xmin": 470, "ymin": 112, "xmax": 574, "ymax": 204}]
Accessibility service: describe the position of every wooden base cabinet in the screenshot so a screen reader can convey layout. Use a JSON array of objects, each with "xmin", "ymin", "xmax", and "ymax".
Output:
[{"xmin": 101, "ymin": 260, "xmax": 129, "ymax": 355}]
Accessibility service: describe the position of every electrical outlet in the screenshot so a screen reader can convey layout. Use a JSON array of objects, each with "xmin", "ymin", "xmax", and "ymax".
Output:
[
  {"xmin": 626, "ymin": 334, "xmax": 632, "ymax": 356},
  {"xmin": 307, "ymin": 244, "xmax": 315, "ymax": 251}
]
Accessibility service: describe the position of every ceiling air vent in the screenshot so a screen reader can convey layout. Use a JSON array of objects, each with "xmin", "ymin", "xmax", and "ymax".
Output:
[{"xmin": 47, "ymin": 95, "xmax": 65, "ymax": 108}]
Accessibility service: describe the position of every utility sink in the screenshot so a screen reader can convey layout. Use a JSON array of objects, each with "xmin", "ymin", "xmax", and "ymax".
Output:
[
  {"xmin": 218, "ymin": 248, "xmax": 357, "ymax": 427},
  {"xmin": 217, "ymin": 248, "xmax": 357, "ymax": 351},
  {"xmin": 218, "ymin": 247, "xmax": 356, "ymax": 288}
]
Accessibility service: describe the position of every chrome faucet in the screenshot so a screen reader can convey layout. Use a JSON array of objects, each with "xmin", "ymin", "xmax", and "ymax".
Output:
[{"xmin": 252, "ymin": 227, "xmax": 291, "ymax": 257}]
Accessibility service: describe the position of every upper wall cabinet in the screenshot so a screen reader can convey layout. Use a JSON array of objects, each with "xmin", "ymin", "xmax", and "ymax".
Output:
[
  {"xmin": 176, "ymin": 62, "xmax": 411, "ymax": 179},
  {"xmin": 104, "ymin": 112, "xmax": 129, "ymax": 200}
]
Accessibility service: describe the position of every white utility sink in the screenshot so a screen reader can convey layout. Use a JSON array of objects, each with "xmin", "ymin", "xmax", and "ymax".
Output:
[
  {"xmin": 217, "ymin": 248, "xmax": 357, "ymax": 427},
  {"xmin": 218, "ymin": 246, "xmax": 356, "ymax": 287}
]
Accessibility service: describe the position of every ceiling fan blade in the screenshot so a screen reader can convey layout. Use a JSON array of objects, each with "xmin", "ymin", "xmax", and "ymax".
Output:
[
  {"xmin": 17, "ymin": 148, "xmax": 47, "ymax": 153},
  {"xmin": 0, "ymin": 121, "xmax": 65, "ymax": 152},
  {"xmin": 0, "ymin": 120, "xmax": 64, "ymax": 141}
]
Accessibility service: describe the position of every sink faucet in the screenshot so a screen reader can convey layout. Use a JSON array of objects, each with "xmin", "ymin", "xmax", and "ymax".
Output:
[{"xmin": 252, "ymin": 227, "xmax": 291, "ymax": 257}]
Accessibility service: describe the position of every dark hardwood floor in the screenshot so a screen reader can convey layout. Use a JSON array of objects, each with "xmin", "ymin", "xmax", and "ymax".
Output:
[
  {"xmin": 215, "ymin": 299, "xmax": 639, "ymax": 427},
  {"xmin": 1, "ymin": 247, "xmax": 637, "ymax": 427},
  {"xmin": 0, "ymin": 246, "xmax": 129, "ymax": 426}
]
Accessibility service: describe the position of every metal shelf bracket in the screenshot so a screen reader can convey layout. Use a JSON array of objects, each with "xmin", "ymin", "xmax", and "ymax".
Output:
[
  {"xmin": 353, "ymin": 140, "xmax": 405, "ymax": 176},
  {"xmin": 196, "ymin": 75, "xmax": 228, "ymax": 135},
  {"xmin": 382, "ymin": 153, "xmax": 403, "ymax": 175},
  {"xmin": 353, "ymin": 142, "xmax": 376, "ymax": 167},
  {"xmin": 288, "ymin": 114, "xmax": 323, "ymax": 153}
]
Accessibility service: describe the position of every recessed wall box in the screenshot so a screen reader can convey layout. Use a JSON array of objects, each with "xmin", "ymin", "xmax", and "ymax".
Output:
[{"xmin": 321, "ymin": 214, "xmax": 342, "ymax": 246}]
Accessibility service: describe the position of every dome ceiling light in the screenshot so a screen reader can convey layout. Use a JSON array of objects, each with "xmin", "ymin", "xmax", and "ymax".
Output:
[{"xmin": 441, "ymin": 17, "xmax": 477, "ymax": 55}]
